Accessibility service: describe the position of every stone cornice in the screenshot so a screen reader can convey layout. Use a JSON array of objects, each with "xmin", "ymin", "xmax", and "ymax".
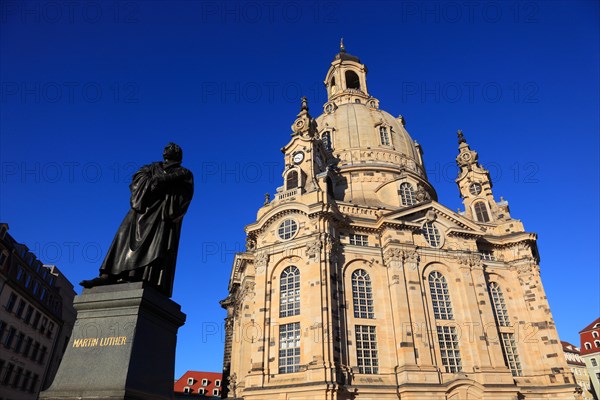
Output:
[{"xmin": 481, "ymin": 232, "xmax": 537, "ymax": 248}]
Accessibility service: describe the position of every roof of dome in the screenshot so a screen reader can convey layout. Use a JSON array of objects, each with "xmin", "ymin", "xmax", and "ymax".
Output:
[
  {"xmin": 315, "ymin": 102, "xmax": 421, "ymax": 167},
  {"xmin": 333, "ymin": 51, "xmax": 361, "ymax": 63}
]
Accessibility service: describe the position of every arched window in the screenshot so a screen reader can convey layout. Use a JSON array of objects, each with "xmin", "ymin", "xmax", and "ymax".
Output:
[
  {"xmin": 595, "ymin": 340, "xmax": 600, "ymax": 348},
  {"xmin": 322, "ymin": 131, "xmax": 331, "ymax": 151},
  {"xmin": 489, "ymin": 282, "xmax": 522, "ymax": 376},
  {"xmin": 489, "ymin": 282, "xmax": 510, "ymax": 327},
  {"xmin": 473, "ymin": 201, "xmax": 490, "ymax": 223},
  {"xmin": 379, "ymin": 126, "xmax": 390, "ymax": 145},
  {"xmin": 352, "ymin": 269, "xmax": 374, "ymax": 319},
  {"xmin": 593, "ymin": 331, "xmax": 599, "ymax": 338},
  {"xmin": 286, "ymin": 170, "xmax": 298, "ymax": 190},
  {"xmin": 428, "ymin": 271, "xmax": 453, "ymax": 320},
  {"xmin": 280, "ymin": 266, "xmax": 300, "ymax": 317},
  {"xmin": 423, "ymin": 222, "xmax": 442, "ymax": 248},
  {"xmin": 345, "ymin": 70, "xmax": 360, "ymax": 89},
  {"xmin": 585, "ymin": 342, "xmax": 592, "ymax": 350},
  {"xmin": 400, "ymin": 183, "xmax": 416, "ymax": 206}
]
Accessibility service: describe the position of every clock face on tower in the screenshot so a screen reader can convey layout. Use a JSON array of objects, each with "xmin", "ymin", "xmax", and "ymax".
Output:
[{"xmin": 293, "ymin": 152, "xmax": 304, "ymax": 164}]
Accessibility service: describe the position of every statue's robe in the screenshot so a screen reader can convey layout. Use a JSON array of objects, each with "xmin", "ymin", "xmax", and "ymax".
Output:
[{"xmin": 99, "ymin": 160, "xmax": 194, "ymax": 296}]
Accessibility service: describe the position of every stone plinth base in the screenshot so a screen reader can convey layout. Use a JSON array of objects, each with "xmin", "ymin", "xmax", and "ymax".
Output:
[{"xmin": 40, "ymin": 282, "xmax": 186, "ymax": 400}]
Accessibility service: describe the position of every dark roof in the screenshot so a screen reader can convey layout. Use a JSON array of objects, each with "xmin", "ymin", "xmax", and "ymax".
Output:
[
  {"xmin": 334, "ymin": 51, "xmax": 361, "ymax": 63},
  {"xmin": 561, "ymin": 340, "xmax": 580, "ymax": 353},
  {"xmin": 580, "ymin": 317, "xmax": 600, "ymax": 333}
]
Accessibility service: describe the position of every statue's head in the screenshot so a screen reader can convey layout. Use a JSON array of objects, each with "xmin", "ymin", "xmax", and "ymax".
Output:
[{"xmin": 163, "ymin": 142, "xmax": 183, "ymax": 162}]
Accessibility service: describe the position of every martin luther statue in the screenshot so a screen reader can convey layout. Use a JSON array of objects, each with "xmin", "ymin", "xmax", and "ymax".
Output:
[{"xmin": 80, "ymin": 143, "xmax": 193, "ymax": 297}]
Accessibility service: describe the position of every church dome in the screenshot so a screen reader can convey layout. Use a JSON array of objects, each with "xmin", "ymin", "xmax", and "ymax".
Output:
[
  {"xmin": 315, "ymin": 102, "xmax": 424, "ymax": 176},
  {"xmin": 313, "ymin": 45, "xmax": 436, "ymax": 208}
]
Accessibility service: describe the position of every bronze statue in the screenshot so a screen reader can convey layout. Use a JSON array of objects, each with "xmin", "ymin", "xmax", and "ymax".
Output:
[{"xmin": 80, "ymin": 143, "xmax": 194, "ymax": 297}]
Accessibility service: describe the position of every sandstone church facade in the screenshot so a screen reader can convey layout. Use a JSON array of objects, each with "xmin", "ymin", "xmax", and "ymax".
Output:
[{"xmin": 220, "ymin": 46, "xmax": 578, "ymax": 400}]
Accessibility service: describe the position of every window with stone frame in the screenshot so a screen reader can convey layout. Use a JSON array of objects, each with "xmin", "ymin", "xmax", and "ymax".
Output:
[
  {"xmin": 422, "ymin": 222, "xmax": 442, "ymax": 247},
  {"xmin": 322, "ymin": 131, "xmax": 332, "ymax": 151},
  {"xmin": 399, "ymin": 182, "xmax": 417, "ymax": 206},
  {"xmin": 428, "ymin": 271, "xmax": 453, "ymax": 320},
  {"xmin": 5, "ymin": 292, "xmax": 17, "ymax": 312},
  {"xmin": 349, "ymin": 234, "xmax": 368, "ymax": 246},
  {"xmin": 277, "ymin": 219, "xmax": 298, "ymax": 240},
  {"xmin": 501, "ymin": 332, "xmax": 523, "ymax": 376},
  {"xmin": 286, "ymin": 170, "xmax": 298, "ymax": 190},
  {"xmin": 280, "ymin": 266, "xmax": 300, "ymax": 318},
  {"xmin": 352, "ymin": 269, "xmax": 375, "ymax": 319},
  {"xmin": 489, "ymin": 282, "xmax": 510, "ymax": 327},
  {"xmin": 3, "ymin": 326, "xmax": 15, "ymax": 348},
  {"xmin": 355, "ymin": 325, "xmax": 378, "ymax": 374},
  {"xmin": 473, "ymin": 201, "xmax": 491, "ymax": 222},
  {"xmin": 437, "ymin": 326, "xmax": 462, "ymax": 373},
  {"xmin": 489, "ymin": 282, "xmax": 524, "ymax": 376},
  {"xmin": 279, "ymin": 322, "xmax": 301, "ymax": 373},
  {"xmin": 379, "ymin": 126, "xmax": 390, "ymax": 146}
]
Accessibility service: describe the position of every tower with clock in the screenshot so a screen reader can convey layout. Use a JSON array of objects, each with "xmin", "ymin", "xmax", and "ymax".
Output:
[{"xmin": 220, "ymin": 45, "xmax": 577, "ymax": 400}]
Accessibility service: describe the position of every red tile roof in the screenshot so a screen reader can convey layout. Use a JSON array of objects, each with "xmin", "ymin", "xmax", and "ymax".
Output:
[
  {"xmin": 561, "ymin": 340, "xmax": 580, "ymax": 353},
  {"xmin": 579, "ymin": 317, "xmax": 600, "ymax": 333},
  {"xmin": 174, "ymin": 371, "xmax": 223, "ymax": 397}
]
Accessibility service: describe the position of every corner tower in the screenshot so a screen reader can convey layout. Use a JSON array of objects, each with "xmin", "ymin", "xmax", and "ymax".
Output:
[{"xmin": 221, "ymin": 46, "xmax": 577, "ymax": 400}]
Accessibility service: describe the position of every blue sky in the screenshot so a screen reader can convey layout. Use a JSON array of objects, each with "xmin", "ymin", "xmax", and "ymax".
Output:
[{"xmin": 1, "ymin": 1, "xmax": 598, "ymax": 377}]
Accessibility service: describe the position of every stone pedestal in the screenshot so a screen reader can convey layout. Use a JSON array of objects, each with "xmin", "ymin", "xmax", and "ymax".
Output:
[{"xmin": 40, "ymin": 282, "xmax": 186, "ymax": 400}]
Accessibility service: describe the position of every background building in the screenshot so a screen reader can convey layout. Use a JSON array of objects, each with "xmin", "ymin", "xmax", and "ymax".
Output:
[
  {"xmin": 0, "ymin": 223, "xmax": 76, "ymax": 399},
  {"xmin": 581, "ymin": 318, "xmax": 600, "ymax": 398},
  {"xmin": 174, "ymin": 370, "xmax": 222, "ymax": 398},
  {"xmin": 221, "ymin": 46, "xmax": 579, "ymax": 399},
  {"xmin": 562, "ymin": 340, "xmax": 596, "ymax": 399}
]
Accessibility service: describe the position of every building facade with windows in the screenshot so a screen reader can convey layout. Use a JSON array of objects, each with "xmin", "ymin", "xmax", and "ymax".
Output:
[
  {"xmin": 580, "ymin": 318, "xmax": 600, "ymax": 398},
  {"xmin": 562, "ymin": 341, "xmax": 596, "ymax": 400},
  {"xmin": 0, "ymin": 223, "xmax": 77, "ymax": 400},
  {"xmin": 220, "ymin": 46, "xmax": 578, "ymax": 399},
  {"xmin": 173, "ymin": 370, "xmax": 222, "ymax": 398}
]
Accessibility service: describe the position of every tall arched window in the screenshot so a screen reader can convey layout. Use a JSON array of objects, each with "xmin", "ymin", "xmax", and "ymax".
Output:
[
  {"xmin": 345, "ymin": 71, "xmax": 360, "ymax": 89},
  {"xmin": 428, "ymin": 271, "xmax": 453, "ymax": 320},
  {"xmin": 352, "ymin": 269, "xmax": 374, "ymax": 319},
  {"xmin": 489, "ymin": 282, "xmax": 522, "ymax": 376},
  {"xmin": 473, "ymin": 201, "xmax": 490, "ymax": 223},
  {"xmin": 489, "ymin": 282, "xmax": 509, "ymax": 327},
  {"xmin": 400, "ymin": 183, "xmax": 416, "ymax": 206},
  {"xmin": 429, "ymin": 271, "xmax": 461, "ymax": 373},
  {"xmin": 280, "ymin": 266, "xmax": 300, "ymax": 317},
  {"xmin": 286, "ymin": 170, "xmax": 298, "ymax": 190},
  {"xmin": 322, "ymin": 131, "xmax": 331, "ymax": 151}
]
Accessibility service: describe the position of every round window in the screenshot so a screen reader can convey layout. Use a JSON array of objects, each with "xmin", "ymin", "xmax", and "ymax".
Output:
[
  {"xmin": 469, "ymin": 182, "xmax": 482, "ymax": 196},
  {"xmin": 278, "ymin": 219, "xmax": 298, "ymax": 240}
]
